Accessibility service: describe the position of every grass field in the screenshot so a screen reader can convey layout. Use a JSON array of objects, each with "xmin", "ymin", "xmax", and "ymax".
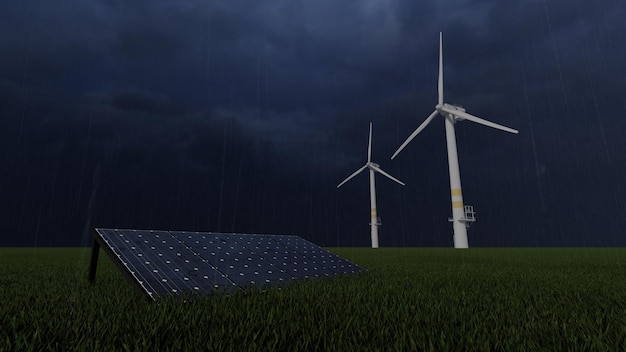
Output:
[{"xmin": 1, "ymin": 247, "xmax": 625, "ymax": 351}]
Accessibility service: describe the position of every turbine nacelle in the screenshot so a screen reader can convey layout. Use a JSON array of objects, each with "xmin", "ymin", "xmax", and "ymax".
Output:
[
  {"xmin": 444, "ymin": 103, "xmax": 466, "ymax": 113},
  {"xmin": 437, "ymin": 103, "xmax": 467, "ymax": 122},
  {"xmin": 435, "ymin": 103, "xmax": 465, "ymax": 112}
]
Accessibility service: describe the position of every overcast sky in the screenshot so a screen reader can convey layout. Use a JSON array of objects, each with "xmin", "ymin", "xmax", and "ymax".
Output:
[{"xmin": 1, "ymin": 0, "xmax": 625, "ymax": 247}]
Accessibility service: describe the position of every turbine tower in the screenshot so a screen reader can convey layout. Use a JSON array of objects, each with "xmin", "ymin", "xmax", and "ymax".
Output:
[
  {"xmin": 338, "ymin": 122, "xmax": 405, "ymax": 248},
  {"xmin": 391, "ymin": 32, "xmax": 518, "ymax": 248}
]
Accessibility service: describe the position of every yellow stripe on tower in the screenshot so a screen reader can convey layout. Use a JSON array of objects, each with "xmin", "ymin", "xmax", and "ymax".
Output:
[
  {"xmin": 451, "ymin": 188, "xmax": 462, "ymax": 196},
  {"xmin": 371, "ymin": 208, "xmax": 377, "ymax": 217},
  {"xmin": 452, "ymin": 201, "xmax": 464, "ymax": 208}
]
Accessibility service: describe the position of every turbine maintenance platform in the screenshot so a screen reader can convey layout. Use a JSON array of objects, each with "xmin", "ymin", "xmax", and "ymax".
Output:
[{"xmin": 449, "ymin": 205, "xmax": 477, "ymax": 229}]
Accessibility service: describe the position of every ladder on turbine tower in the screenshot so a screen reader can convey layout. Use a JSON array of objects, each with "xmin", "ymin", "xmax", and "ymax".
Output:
[{"xmin": 449, "ymin": 205, "xmax": 476, "ymax": 229}]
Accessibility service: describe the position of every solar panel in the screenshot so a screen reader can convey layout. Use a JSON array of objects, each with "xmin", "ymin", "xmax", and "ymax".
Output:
[{"xmin": 88, "ymin": 228, "xmax": 366, "ymax": 300}]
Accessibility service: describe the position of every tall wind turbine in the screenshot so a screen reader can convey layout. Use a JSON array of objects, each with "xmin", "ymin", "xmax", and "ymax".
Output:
[
  {"xmin": 391, "ymin": 32, "xmax": 518, "ymax": 248},
  {"xmin": 338, "ymin": 122, "xmax": 405, "ymax": 248}
]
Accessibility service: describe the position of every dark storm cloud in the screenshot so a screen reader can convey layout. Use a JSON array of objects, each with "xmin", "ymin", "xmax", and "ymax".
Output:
[
  {"xmin": 107, "ymin": 91, "xmax": 186, "ymax": 116},
  {"xmin": 114, "ymin": 28, "xmax": 182, "ymax": 59},
  {"xmin": 1, "ymin": 0, "xmax": 625, "ymax": 247}
]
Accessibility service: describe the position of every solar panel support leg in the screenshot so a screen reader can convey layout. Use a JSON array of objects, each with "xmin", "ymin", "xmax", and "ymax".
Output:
[{"xmin": 88, "ymin": 238, "xmax": 100, "ymax": 283}]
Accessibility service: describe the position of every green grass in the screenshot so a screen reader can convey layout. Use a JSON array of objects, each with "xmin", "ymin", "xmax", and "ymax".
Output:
[{"xmin": 1, "ymin": 247, "xmax": 625, "ymax": 351}]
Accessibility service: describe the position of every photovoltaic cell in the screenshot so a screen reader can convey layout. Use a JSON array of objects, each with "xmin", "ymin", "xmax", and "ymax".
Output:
[
  {"xmin": 271, "ymin": 235, "xmax": 364, "ymax": 276},
  {"xmin": 173, "ymin": 233, "xmax": 294, "ymax": 288},
  {"xmin": 231, "ymin": 234, "xmax": 310, "ymax": 281},
  {"xmin": 89, "ymin": 228, "xmax": 366, "ymax": 300}
]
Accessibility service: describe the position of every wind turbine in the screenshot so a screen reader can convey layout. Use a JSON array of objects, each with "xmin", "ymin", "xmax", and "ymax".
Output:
[
  {"xmin": 338, "ymin": 122, "xmax": 405, "ymax": 248},
  {"xmin": 391, "ymin": 32, "xmax": 518, "ymax": 248}
]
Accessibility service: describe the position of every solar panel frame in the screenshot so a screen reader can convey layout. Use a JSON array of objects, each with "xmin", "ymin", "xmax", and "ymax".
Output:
[
  {"xmin": 88, "ymin": 229, "xmax": 150, "ymax": 299},
  {"xmin": 89, "ymin": 228, "xmax": 366, "ymax": 300},
  {"xmin": 90, "ymin": 229, "xmax": 239, "ymax": 299}
]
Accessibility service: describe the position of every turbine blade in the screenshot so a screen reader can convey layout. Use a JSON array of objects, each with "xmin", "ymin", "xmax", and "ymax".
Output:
[
  {"xmin": 439, "ymin": 106, "xmax": 519, "ymax": 134},
  {"xmin": 337, "ymin": 165, "xmax": 367, "ymax": 188},
  {"xmin": 368, "ymin": 122, "xmax": 372, "ymax": 163},
  {"xmin": 439, "ymin": 32, "xmax": 443, "ymax": 105},
  {"xmin": 391, "ymin": 110, "xmax": 439, "ymax": 160},
  {"xmin": 370, "ymin": 164, "xmax": 405, "ymax": 186}
]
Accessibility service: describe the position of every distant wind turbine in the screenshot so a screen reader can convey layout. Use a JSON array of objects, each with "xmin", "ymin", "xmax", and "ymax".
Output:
[
  {"xmin": 338, "ymin": 122, "xmax": 405, "ymax": 248},
  {"xmin": 391, "ymin": 32, "xmax": 518, "ymax": 248}
]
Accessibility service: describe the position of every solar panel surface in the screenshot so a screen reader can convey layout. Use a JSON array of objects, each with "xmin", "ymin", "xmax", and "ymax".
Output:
[{"xmin": 92, "ymin": 228, "xmax": 366, "ymax": 299}]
